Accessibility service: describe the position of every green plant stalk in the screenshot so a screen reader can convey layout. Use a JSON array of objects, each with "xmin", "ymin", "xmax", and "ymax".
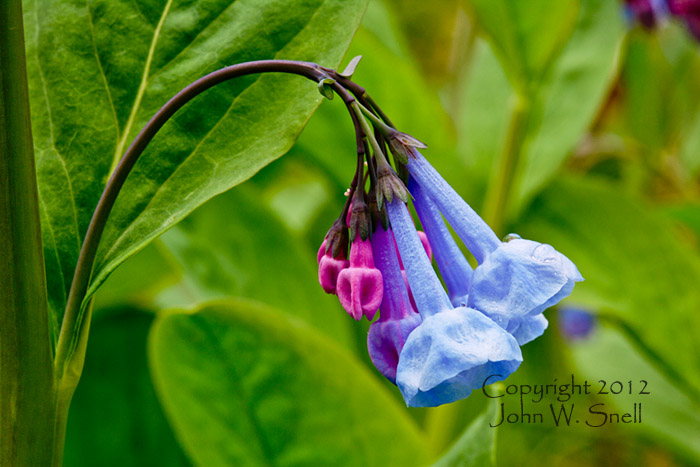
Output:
[
  {"xmin": 0, "ymin": 0, "xmax": 58, "ymax": 464},
  {"xmin": 483, "ymin": 94, "xmax": 529, "ymax": 235}
]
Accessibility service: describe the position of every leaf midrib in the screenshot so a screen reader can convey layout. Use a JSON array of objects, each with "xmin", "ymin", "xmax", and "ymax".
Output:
[
  {"xmin": 96, "ymin": 1, "xmax": 327, "ymax": 272},
  {"xmin": 198, "ymin": 317, "xmax": 274, "ymax": 465},
  {"xmin": 108, "ymin": 0, "xmax": 174, "ymax": 176}
]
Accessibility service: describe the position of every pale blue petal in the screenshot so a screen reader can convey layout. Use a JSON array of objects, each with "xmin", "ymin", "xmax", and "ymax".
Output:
[
  {"xmin": 409, "ymin": 177, "xmax": 473, "ymax": 305},
  {"xmin": 406, "ymin": 150, "xmax": 500, "ymax": 263},
  {"xmin": 387, "ymin": 198, "xmax": 453, "ymax": 317},
  {"xmin": 396, "ymin": 307, "xmax": 522, "ymax": 407},
  {"xmin": 468, "ymin": 239, "xmax": 583, "ymax": 328},
  {"xmin": 507, "ymin": 314, "xmax": 549, "ymax": 345}
]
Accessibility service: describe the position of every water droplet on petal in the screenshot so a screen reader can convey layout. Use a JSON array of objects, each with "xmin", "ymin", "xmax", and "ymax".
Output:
[{"xmin": 532, "ymin": 244, "xmax": 557, "ymax": 263}]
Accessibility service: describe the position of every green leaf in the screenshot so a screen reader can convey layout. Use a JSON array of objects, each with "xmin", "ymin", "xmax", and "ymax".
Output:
[
  {"xmin": 622, "ymin": 26, "xmax": 700, "ymax": 157},
  {"xmin": 517, "ymin": 176, "xmax": 700, "ymax": 395},
  {"xmin": 64, "ymin": 308, "xmax": 189, "ymax": 466},
  {"xmin": 461, "ymin": 0, "xmax": 624, "ymax": 216},
  {"xmin": 664, "ymin": 202, "xmax": 700, "ymax": 242},
  {"xmin": 432, "ymin": 398, "xmax": 499, "ymax": 467},
  {"xmin": 457, "ymin": 39, "xmax": 512, "ymax": 199},
  {"xmin": 156, "ymin": 186, "xmax": 352, "ymax": 345},
  {"xmin": 465, "ymin": 0, "xmax": 579, "ymax": 89},
  {"xmin": 24, "ymin": 0, "xmax": 369, "ymax": 335},
  {"xmin": 510, "ymin": 0, "xmax": 624, "ymax": 214},
  {"xmin": 569, "ymin": 324, "xmax": 700, "ymax": 463},
  {"xmin": 148, "ymin": 300, "xmax": 430, "ymax": 466},
  {"xmin": 92, "ymin": 242, "xmax": 179, "ymax": 313}
]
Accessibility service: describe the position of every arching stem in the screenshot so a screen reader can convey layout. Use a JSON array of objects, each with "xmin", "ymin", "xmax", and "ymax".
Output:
[{"xmin": 55, "ymin": 60, "xmax": 356, "ymax": 377}]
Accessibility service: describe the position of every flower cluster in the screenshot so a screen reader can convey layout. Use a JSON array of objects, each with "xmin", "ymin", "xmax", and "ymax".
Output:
[
  {"xmin": 624, "ymin": 0, "xmax": 700, "ymax": 40},
  {"xmin": 317, "ymin": 104, "xmax": 583, "ymax": 407}
]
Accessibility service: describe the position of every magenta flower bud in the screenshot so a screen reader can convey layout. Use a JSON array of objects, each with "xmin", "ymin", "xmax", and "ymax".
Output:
[
  {"xmin": 337, "ymin": 236, "xmax": 383, "ymax": 320},
  {"xmin": 317, "ymin": 239, "xmax": 349, "ymax": 295}
]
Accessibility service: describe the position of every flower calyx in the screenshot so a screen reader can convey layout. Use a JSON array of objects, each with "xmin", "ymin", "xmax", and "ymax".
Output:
[
  {"xmin": 376, "ymin": 163, "xmax": 408, "ymax": 211},
  {"xmin": 348, "ymin": 192, "xmax": 371, "ymax": 242},
  {"xmin": 323, "ymin": 217, "xmax": 349, "ymax": 259},
  {"xmin": 386, "ymin": 131, "xmax": 427, "ymax": 165}
]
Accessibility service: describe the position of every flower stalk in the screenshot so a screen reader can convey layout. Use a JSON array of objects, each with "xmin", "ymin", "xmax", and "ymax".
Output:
[{"xmin": 56, "ymin": 60, "xmax": 347, "ymax": 377}]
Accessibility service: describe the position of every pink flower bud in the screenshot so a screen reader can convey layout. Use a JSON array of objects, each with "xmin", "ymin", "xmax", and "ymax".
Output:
[
  {"xmin": 336, "ymin": 237, "xmax": 383, "ymax": 320},
  {"xmin": 317, "ymin": 239, "xmax": 349, "ymax": 295}
]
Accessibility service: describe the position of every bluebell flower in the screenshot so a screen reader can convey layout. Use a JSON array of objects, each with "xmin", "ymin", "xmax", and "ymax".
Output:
[
  {"xmin": 409, "ymin": 178, "xmax": 471, "ymax": 307},
  {"xmin": 409, "ymin": 175, "xmax": 554, "ymax": 345},
  {"xmin": 398, "ymin": 147, "xmax": 583, "ymax": 344},
  {"xmin": 387, "ymin": 197, "xmax": 522, "ymax": 407},
  {"xmin": 367, "ymin": 224, "xmax": 422, "ymax": 384}
]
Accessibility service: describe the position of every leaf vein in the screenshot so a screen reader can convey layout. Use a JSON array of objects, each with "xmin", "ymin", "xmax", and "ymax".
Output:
[
  {"xmin": 86, "ymin": 0, "xmax": 121, "ymax": 145},
  {"xmin": 32, "ymin": 4, "xmax": 82, "ymax": 253},
  {"xmin": 108, "ymin": 0, "xmax": 174, "ymax": 176}
]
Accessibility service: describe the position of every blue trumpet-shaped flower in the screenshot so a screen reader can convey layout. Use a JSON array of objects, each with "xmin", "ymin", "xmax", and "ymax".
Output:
[
  {"xmin": 368, "ymin": 224, "xmax": 422, "ymax": 384},
  {"xmin": 401, "ymin": 147, "xmax": 582, "ymax": 342},
  {"xmin": 387, "ymin": 198, "xmax": 522, "ymax": 407},
  {"xmin": 409, "ymin": 178, "xmax": 471, "ymax": 307},
  {"xmin": 409, "ymin": 177, "xmax": 553, "ymax": 345}
]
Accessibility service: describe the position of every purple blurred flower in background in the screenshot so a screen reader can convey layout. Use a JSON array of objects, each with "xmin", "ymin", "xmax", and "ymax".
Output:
[
  {"xmin": 667, "ymin": 0, "xmax": 700, "ymax": 39},
  {"xmin": 624, "ymin": 0, "xmax": 668, "ymax": 28},
  {"xmin": 558, "ymin": 306, "xmax": 597, "ymax": 340}
]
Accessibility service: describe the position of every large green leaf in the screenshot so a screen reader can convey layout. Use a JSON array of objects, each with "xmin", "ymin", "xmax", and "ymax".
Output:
[
  {"xmin": 517, "ymin": 176, "xmax": 700, "ymax": 394},
  {"xmin": 64, "ymin": 308, "xmax": 189, "ymax": 466},
  {"xmin": 24, "ymin": 0, "xmax": 368, "ymax": 337},
  {"xmin": 149, "ymin": 300, "xmax": 430, "ymax": 466},
  {"xmin": 464, "ymin": 0, "xmax": 579, "ymax": 89},
  {"xmin": 156, "ymin": 185, "xmax": 352, "ymax": 346},
  {"xmin": 570, "ymin": 324, "xmax": 700, "ymax": 463},
  {"xmin": 460, "ymin": 0, "xmax": 624, "ymax": 217},
  {"xmin": 432, "ymin": 398, "xmax": 499, "ymax": 467},
  {"xmin": 511, "ymin": 0, "xmax": 624, "ymax": 214}
]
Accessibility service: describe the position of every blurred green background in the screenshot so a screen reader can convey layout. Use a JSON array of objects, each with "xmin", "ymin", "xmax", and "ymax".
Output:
[{"xmin": 52, "ymin": 0, "xmax": 700, "ymax": 465}]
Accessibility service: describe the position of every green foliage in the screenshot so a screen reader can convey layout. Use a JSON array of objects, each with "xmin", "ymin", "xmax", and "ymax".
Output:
[
  {"xmin": 570, "ymin": 325, "xmax": 700, "ymax": 463},
  {"xmin": 9, "ymin": 0, "xmax": 700, "ymax": 464},
  {"xmin": 64, "ymin": 309, "xmax": 188, "ymax": 467},
  {"xmin": 432, "ymin": 398, "xmax": 499, "ymax": 467},
  {"xmin": 23, "ymin": 0, "xmax": 369, "ymax": 337},
  {"xmin": 519, "ymin": 177, "xmax": 700, "ymax": 397},
  {"xmin": 149, "ymin": 300, "xmax": 430, "ymax": 466},
  {"xmin": 465, "ymin": 0, "xmax": 580, "ymax": 89},
  {"xmin": 462, "ymin": 0, "xmax": 625, "ymax": 216},
  {"xmin": 157, "ymin": 186, "xmax": 353, "ymax": 345}
]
